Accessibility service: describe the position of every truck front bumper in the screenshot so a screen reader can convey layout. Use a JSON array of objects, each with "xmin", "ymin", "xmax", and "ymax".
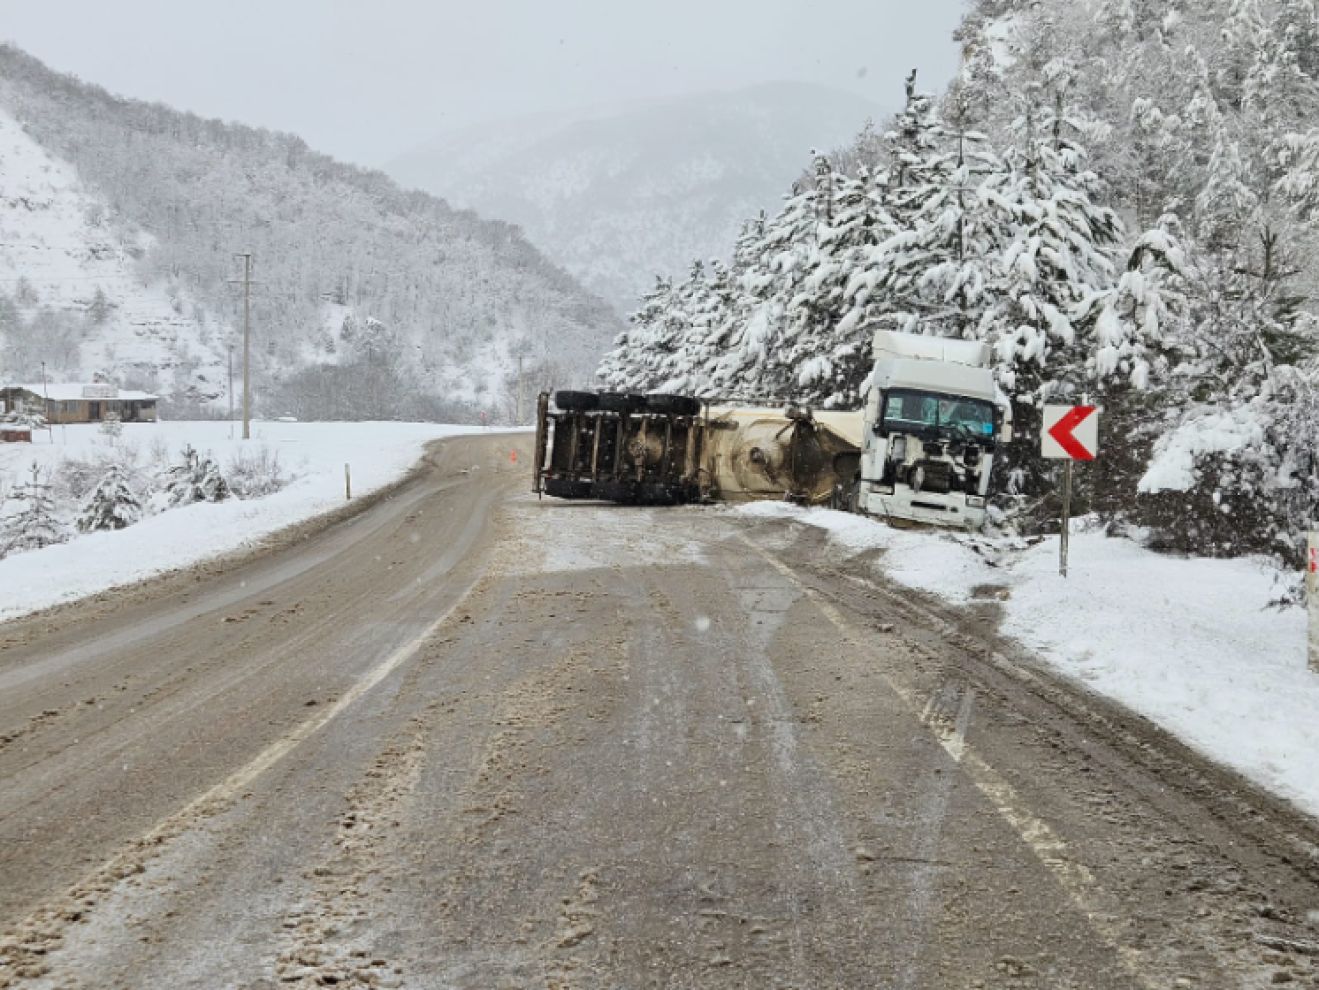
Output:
[{"xmin": 861, "ymin": 488, "xmax": 987, "ymax": 531}]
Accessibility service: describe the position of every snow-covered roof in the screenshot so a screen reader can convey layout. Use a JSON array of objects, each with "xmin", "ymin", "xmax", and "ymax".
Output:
[
  {"xmin": 872, "ymin": 359, "xmax": 999, "ymax": 404},
  {"xmin": 873, "ymin": 330, "xmax": 991, "ymax": 369},
  {"xmin": 2, "ymin": 384, "xmax": 157, "ymax": 402}
]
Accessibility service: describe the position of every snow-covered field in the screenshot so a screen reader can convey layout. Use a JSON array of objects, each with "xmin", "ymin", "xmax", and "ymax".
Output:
[
  {"xmin": 0, "ymin": 421, "xmax": 501, "ymax": 622},
  {"xmin": 736, "ymin": 501, "xmax": 1319, "ymax": 819}
]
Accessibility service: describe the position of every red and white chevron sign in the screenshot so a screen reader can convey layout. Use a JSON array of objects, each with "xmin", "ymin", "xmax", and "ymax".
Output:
[{"xmin": 1041, "ymin": 405, "xmax": 1100, "ymax": 461}]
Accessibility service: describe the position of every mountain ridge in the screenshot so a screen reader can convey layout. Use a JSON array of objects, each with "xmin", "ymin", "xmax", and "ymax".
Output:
[
  {"xmin": 388, "ymin": 82, "xmax": 887, "ymax": 313},
  {"xmin": 0, "ymin": 44, "xmax": 620, "ymax": 419}
]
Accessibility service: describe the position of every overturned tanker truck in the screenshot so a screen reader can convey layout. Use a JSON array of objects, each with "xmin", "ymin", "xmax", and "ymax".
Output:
[{"xmin": 532, "ymin": 330, "xmax": 1013, "ymax": 530}]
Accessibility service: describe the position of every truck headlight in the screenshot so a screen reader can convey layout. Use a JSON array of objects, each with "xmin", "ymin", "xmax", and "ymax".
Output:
[{"xmin": 967, "ymin": 496, "xmax": 985, "ymax": 507}]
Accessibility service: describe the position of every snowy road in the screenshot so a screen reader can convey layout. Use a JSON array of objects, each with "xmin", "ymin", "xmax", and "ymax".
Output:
[{"xmin": 1, "ymin": 433, "xmax": 1318, "ymax": 988}]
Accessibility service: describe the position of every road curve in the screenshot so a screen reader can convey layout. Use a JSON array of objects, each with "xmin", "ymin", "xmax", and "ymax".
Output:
[{"xmin": 1, "ymin": 432, "xmax": 1318, "ymax": 989}]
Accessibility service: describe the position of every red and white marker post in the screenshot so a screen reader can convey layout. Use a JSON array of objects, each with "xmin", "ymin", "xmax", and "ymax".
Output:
[{"xmin": 1041, "ymin": 404, "xmax": 1101, "ymax": 578}]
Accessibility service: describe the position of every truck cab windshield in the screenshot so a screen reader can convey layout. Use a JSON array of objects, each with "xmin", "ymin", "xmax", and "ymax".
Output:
[{"xmin": 881, "ymin": 390, "xmax": 995, "ymax": 442}]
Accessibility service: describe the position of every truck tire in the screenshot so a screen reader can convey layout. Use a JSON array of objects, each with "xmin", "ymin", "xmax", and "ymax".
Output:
[
  {"xmin": 554, "ymin": 390, "xmax": 598, "ymax": 412},
  {"xmin": 596, "ymin": 479, "xmax": 637, "ymax": 503},
  {"xmin": 644, "ymin": 393, "xmax": 701, "ymax": 416},
  {"xmin": 829, "ymin": 478, "xmax": 862, "ymax": 513},
  {"xmin": 637, "ymin": 482, "xmax": 681, "ymax": 505},
  {"xmin": 597, "ymin": 391, "xmax": 644, "ymax": 413},
  {"xmin": 544, "ymin": 478, "xmax": 595, "ymax": 500}
]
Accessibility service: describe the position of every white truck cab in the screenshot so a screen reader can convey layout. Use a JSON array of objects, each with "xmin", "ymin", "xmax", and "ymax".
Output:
[{"xmin": 854, "ymin": 330, "xmax": 1011, "ymax": 530}]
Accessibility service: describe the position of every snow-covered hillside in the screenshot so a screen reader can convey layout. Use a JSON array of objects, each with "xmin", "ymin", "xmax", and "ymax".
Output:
[
  {"xmin": 0, "ymin": 108, "xmax": 227, "ymax": 403},
  {"xmin": 0, "ymin": 44, "xmax": 620, "ymax": 420},
  {"xmin": 387, "ymin": 82, "xmax": 885, "ymax": 312}
]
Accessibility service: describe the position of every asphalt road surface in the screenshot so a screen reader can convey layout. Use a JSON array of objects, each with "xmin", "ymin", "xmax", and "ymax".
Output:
[{"xmin": 2, "ymin": 432, "xmax": 1319, "ymax": 989}]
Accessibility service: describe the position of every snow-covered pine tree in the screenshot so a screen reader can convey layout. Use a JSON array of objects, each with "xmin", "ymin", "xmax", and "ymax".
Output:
[
  {"xmin": 1215, "ymin": 0, "xmax": 1273, "ymax": 108},
  {"xmin": 784, "ymin": 163, "xmax": 895, "ymax": 406},
  {"xmin": 1129, "ymin": 145, "xmax": 1319, "ymax": 557},
  {"xmin": 1077, "ymin": 214, "xmax": 1191, "ymax": 523},
  {"xmin": 1276, "ymin": 128, "xmax": 1319, "ymax": 216},
  {"xmin": 846, "ymin": 74, "xmax": 1005, "ymax": 350},
  {"xmin": 1238, "ymin": 0, "xmax": 1319, "ymax": 129},
  {"xmin": 0, "ymin": 463, "xmax": 68, "ymax": 557},
  {"xmin": 909, "ymin": 0, "xmax": 1319, "ymax": 556},
  {"xmin": 984, "ymin": 93, "xmax": 1124, "ymax": 396},
  {"xmin": 1194, "ymin": 112, "xmax": 1258, "ymax": 253},
  {"xmin": 705, "ymin": 181, "xmax": 821, "ymax": 400},
  {"xmin": 773, "ymin": 153, "xmax": 848, "ymax": 403},
  {"xmin": 1137, "ymin": 364, "xmax": 1319, "ymax": 563},
  {"xmin": 888, "ymin": 69, "xmax": 945, "ymax": 196},
  {"xmin": 663, "ymin": 259, "xmax": 736, "ymax": 394},
  {"xmin": 1082, "ymin": 215, "xmax": 1188, "ymax": 392},
  {"xmin": 685, "ymin": 216, "xmax": 767, "ymax": 396},
  {"xmin": 1277, "ymin": 0, "xmax": 1319, "ymax": 79},
  {"xmin": 99, "ymin": 410, "xmax": 124, "ymax": 441},
  {"xmin": 973, "ymin": 91, "xmax": 1124, "ymax": 503},
  {"xmin": 2, "ymin": 406, "xmax": 47, "ymax": 433},
  {"xmin": 76, "ymin": 462, "xmax": 143, "ymax": 532},
  {"xmin": 165, "ymin": 445, "xmax": 230, "ymax": 507},
  {"xmin": 597, "ymin": 275, "xmax": 674, "ymax": 390},
  {"xmin": 646, "ymin": 260, "xmax": 710, "ymax": 391}
]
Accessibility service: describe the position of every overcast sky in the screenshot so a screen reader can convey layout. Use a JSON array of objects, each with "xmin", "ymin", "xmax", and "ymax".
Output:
[{"xmin": 0, "ymin": 1, "xmax": 967, "ymax": 168}]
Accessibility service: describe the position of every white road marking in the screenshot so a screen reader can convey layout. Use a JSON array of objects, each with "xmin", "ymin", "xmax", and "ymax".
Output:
[
  {"xmin": 0, "ymin": 569, "xmax": 487, "ymax": 974},
  {"xmin": 947, "ymin": 686, "xmax": 975, "ymax": 764},
  {"xmin": 740, "ymin": 535, "xmax": 1160, "ymax": 990}
]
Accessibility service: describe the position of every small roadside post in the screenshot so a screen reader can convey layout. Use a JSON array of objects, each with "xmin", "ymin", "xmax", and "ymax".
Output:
[
  {"xmin": 1308, "ymin": 530, "xmax": 1318, "ymax": 673},
  {"xmin": 345, "ymin": 463, "xmax": 352, "ymax": 501},
  {"xmin": 1041, "ymin": 404, "xmax": 1100, "ymax": 578}
]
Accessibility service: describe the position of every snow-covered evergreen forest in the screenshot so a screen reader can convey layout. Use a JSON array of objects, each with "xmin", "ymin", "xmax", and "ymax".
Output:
[
  {"xmin": 600, "ymin": 0, "xmax": 1319, "ymax": 564},
  {"xmin": 0, "ymin": 45, "xmax": 620, "ymax": 420}
]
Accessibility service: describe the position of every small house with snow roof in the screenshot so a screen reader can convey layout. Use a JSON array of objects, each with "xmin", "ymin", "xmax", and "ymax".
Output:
[{"xmin": 0, "ymin": 383, "xmax": 158, "ymax": 425}]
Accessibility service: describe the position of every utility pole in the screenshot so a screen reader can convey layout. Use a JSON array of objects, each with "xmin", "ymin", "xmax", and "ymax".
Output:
[
  {"xmin": 230, "ymin": 253, "xmax": 253, "ymax": 440},
  {"xmin": 40, "ymin": 361, "xmax": 53, "ymax": 443},
  {"xmin": 516, "ymin": 354, "xmax": 525, "ymax": 424},
  {"xmin": 240, "ymin": 252, "xmax": 252, "ymax": 440}
]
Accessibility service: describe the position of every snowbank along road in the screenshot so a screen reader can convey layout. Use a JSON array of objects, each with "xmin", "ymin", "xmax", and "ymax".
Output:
[{"xmin": 2, "ymin": 432, "xmax": 1319, "ymax": 989}]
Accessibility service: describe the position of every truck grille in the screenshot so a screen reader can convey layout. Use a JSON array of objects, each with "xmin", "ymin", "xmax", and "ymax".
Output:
[{"xmin": 913, "ymin": 460, "xmax": 952, "ymax": 494}]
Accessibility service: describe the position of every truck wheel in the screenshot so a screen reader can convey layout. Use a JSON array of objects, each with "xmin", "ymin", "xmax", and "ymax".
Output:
[
  {"xmin": 543, "ymin": 478, "xmax": 578, "ymax": 499},
  {"xmin": 554, "ymin": 390, "xmax": 598, "ymax": 412},
  {"xmin": 830, "ymin": 479, "xmax": 862, "ymax": 513},
  {"xmin": 596, "ymin": 479, "xmax": 637, "ymax": 503},
  {"xmin": 644, "ymin": 393, "xmax": 701, "ymax": 416},
  {"xmin": 598, "ymin": 391, "xmax": 644, "ymax": 413},
  {"xmin": 637, "ymin": 482, "xmax": 681, "ymax": 505},
  {"xmin": 543, "ymin": 478, "xmax": 595, "ymax": 500}
]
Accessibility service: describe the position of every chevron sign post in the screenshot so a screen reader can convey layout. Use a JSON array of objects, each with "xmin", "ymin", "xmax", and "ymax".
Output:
[
  {"xmin": 1041, "ymin": 405, "xmax": 1101, "ymax": 578},
  {"xmin": 1042, "ymin": 405, "xmax": 1099, "ymax": 460}
]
